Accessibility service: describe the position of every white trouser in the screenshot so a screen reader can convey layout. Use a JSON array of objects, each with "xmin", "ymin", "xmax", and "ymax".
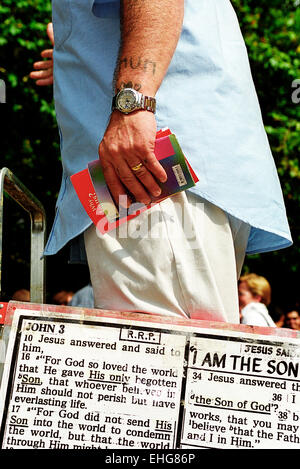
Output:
[{"xmin": 84, "ymin": 191, "xmax": 250, "ymax": 324}]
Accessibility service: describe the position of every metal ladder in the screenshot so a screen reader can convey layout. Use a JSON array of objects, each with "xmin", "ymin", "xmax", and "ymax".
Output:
[{"xmin": 0, "ymin": 167, "xmax": 46, "ymax": 306}]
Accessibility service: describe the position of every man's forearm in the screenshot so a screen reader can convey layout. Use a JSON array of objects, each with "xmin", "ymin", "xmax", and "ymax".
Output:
[
  {"xmin": 114, "ymin": 0, "xmax": 184, "ymax": 96},
  {"xmin": 99, "ymin": 0, "xmax": 184, "ymax": 206}
]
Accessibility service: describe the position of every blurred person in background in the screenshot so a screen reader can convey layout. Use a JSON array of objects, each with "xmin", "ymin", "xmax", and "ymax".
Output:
[
  {"xmin": 68, "ymin": 283, "xmax": 94, "ymax": 309},
  {"xmin": 11, "ymin": 289, "xmax": 30, "ymax": 302},
  {"xmin": 52, "ymin": 290, "xmax": 74, "ymax": 306},
  {"xmin": 284, "ymin": 309, "xmax": 300, "ymax": 331},
  {"xmin": 238, "ymin": 273, "xmax": 276, "ymax": 327}
]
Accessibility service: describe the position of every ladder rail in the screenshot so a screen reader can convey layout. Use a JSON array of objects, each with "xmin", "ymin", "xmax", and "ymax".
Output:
[{"xmin": 0, "ymin": 167, "xmax": 46, "ymax": 304}]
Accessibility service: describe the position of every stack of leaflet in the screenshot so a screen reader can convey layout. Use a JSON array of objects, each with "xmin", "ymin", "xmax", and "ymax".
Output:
[{"xmin": 71, "ymin": 128, "xmax": 199, "ymax": 234}]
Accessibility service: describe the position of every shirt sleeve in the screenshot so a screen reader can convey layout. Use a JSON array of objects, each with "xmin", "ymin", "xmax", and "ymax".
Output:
[{"xmin": 92, "ymin": 0, "xmax": 120, "ymax": 18}]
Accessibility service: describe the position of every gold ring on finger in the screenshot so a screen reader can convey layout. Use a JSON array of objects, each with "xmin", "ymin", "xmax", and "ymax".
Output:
[{"xmin": 131, "ymin": 163, "xmax": 143, "ymax": 172}]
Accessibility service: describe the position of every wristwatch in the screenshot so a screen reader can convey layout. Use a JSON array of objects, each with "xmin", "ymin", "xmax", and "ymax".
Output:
[{"xmin": 112, "ymin": 88, "xmax": 156, "ymax": 114}]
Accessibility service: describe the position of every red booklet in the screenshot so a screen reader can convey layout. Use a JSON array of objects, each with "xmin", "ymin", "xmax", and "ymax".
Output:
[{"xmin": 71, "ymin": 129, "xmax": 198, "ymax": 234}]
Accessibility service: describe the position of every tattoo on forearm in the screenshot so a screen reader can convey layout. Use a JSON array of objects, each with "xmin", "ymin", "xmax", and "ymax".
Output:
[
  {"xmin": 129, "ymin": 56, "xmax": 141, "ymax": 70},
  {"xmin": 118, "ymin": 56, "xmax": 157, "ymax": 75},
  {"xmin": 119, "ymin": 81, "xmax": 142, "ymax": 91}
]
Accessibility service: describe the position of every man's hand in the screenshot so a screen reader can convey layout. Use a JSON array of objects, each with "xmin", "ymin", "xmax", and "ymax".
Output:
[
  {"xmin": 30, "ymin": 23, "xmax": 54, "ymax": 86},
  {"xmin": 99, "ymin": 110, "xmax": 167, "ymax": 207}
]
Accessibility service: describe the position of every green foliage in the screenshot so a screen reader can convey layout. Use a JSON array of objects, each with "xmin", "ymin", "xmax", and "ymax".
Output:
[
  {"xmin": 231, "ymin": 0, "xmax": 300, "ymax": 307},
  {"xmin": 0, "ymin": 0, "xmax": 59, "ymax": 200},
  {"xmin": 0, "ymin": 0, "xmax": 67, "ymax": 299},
  {"xmin": 0, "ymin": 0, "xmax": 299, "ymax": 306}
]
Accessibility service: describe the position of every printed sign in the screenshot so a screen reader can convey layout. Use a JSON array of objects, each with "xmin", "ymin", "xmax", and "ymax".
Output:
[{"xmin": 0, "ymin": 305, "xmax": 299, "ymax": 449}]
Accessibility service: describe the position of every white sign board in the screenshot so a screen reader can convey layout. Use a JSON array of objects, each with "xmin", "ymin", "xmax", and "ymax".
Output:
[{"xmin": 0, "ymin": 305, "xmax": 299, "ymax": 449}]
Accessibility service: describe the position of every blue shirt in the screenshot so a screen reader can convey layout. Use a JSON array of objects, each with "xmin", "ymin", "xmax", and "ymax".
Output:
[{"xmin": 45, "ymin": 0, "xmax": 292, "ymax": 258}]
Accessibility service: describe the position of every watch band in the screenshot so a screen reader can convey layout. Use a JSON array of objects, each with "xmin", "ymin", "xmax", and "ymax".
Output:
[{"xmin": 142, "ymin": 95, "xmax": 156, "ymax": 113}]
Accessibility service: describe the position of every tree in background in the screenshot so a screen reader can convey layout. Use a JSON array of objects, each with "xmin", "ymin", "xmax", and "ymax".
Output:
[
  {"xmin": 0, "ymin": 0, "xmax": 90, "ymax": 300},
  {"xmin": 232, "ymin": 0, "xmax": 300, "ymax": 311},
  {"xmin": 0, "ymin": 0, "xmax": 299, "ymax": 309}
]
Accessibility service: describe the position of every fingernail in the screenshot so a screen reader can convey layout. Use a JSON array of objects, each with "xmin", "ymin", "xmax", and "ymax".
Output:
[
  {"xmin": 154, "ymin": 188, "xmax": 161, "ymax": 197},
  {"xmin": 142, "ymin": 199, "xmax": 151, "ymax": 205}
]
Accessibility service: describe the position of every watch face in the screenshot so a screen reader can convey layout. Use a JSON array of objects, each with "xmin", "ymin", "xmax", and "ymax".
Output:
[{"xmin": 117, "ymin": 89, "xmax": 137, "ymax": 113}]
